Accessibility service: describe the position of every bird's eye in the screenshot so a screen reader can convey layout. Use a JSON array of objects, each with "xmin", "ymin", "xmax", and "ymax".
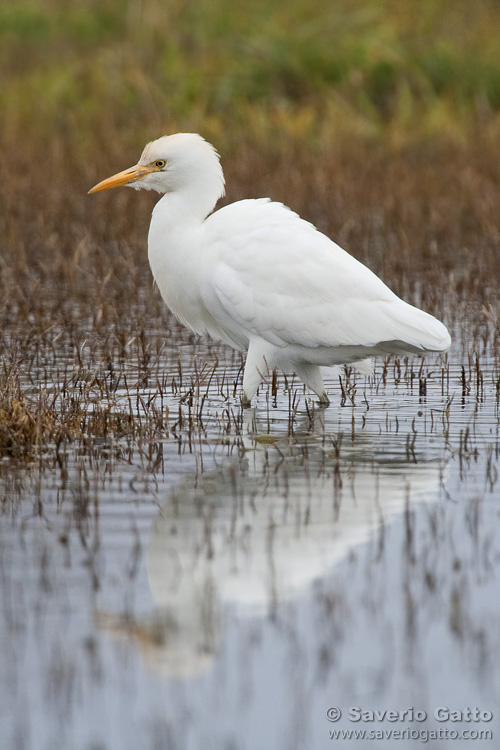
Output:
[{"xmin": 155, "ymin": 159, "xmax": 166, "ymax": 168}]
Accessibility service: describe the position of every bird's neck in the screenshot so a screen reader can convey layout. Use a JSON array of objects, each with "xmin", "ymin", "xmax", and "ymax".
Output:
[
  {"xmin": 147, "ymin": 193, "xmax": 207, "ymax": 336},
  {"xmin": 154, "ymin": 191, "xmax": 207, "ymax": 225},
  {"xmin": 149, "ymin": 192, "xmax": 206, "ymax": 258},
  {"xmin": 147, "ymin": 162, "xmax": 225, "ymax": 330}
]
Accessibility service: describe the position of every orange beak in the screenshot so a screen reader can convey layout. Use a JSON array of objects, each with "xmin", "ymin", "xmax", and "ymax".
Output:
[{"xmin": 88, "ymin": 164, "xmax": 156, "ymax": 194}]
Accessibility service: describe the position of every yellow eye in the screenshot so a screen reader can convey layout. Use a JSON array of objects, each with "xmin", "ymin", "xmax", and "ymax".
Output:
[{"xmin": 155, "ymin": 159, "xmax": 166, "ymax": 168}]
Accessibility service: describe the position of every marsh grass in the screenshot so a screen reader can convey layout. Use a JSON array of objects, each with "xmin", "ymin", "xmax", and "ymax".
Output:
[
  {"xmin": 1, "ymin": 0, "xmax": 500, "ymax": 460},
  {"xmin": 1, "ymin": 135, "xmax": 500, "ymax": 459}
]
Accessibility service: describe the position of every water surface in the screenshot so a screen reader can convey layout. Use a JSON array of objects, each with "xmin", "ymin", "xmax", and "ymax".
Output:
[{"xmin": 1, "ymin": 319, "xmax": 499, "ymax": 750}]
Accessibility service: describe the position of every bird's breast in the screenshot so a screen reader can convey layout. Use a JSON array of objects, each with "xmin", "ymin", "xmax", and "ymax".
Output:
[
  {"xmin": 147, "ymin": 216, "xmax": 205, "ymax": 330},
  {"xmin": 147, "ymin": 212, "xmax": 245, "ymax": 351}
]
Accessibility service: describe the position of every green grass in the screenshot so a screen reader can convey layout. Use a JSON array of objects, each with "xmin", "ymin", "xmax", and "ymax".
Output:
[{"xmin": 2, "ymin": 0, "xmax": 500, "ymax": 151}]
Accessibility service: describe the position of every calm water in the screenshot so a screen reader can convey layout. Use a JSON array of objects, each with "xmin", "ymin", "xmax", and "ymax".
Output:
[{"xmin": 1, "ymin": 318, "xmax": 499, "ymax": 750}]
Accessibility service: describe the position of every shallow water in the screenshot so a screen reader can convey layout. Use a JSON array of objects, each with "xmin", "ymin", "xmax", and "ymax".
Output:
[{"xmin": 1, "ymin": 318, "xmax": 499, "ymax": 750}]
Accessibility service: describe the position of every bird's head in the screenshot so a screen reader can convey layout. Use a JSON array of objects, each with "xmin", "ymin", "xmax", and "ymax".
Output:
[{"xmin": 88, "ymin": 133, "xmax": 225, "ymax": 206}]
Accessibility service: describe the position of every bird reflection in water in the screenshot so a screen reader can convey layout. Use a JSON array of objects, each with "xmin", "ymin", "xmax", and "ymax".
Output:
[{"xmin": 96, "ymin": 411, "xmax": 446, "ymax": 678}]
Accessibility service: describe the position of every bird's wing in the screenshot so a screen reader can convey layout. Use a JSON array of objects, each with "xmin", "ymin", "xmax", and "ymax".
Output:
[{"xmin": 202, "ymin": 199, "xmax": 449, "ymax": 352}]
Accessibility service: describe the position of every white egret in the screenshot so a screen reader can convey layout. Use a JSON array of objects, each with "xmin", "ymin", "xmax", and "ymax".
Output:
[{"xmin": 89, "ymin": 133, "xmax": 450, "ymax": 406}]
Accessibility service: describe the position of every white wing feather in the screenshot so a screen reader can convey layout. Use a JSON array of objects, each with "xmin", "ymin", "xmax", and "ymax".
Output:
[{"xmin": 201, "ymin": 199, "xmax": 450, "ymax": 355}]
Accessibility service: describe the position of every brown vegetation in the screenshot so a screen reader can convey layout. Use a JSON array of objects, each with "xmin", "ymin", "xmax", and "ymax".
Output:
[
  {"xmin": 1, "ymin": 1, "xmax": 500, "ymax": 459},
  {"xmin": 1, "ymin": 131, "xmax": 500, "ymax": 457}
]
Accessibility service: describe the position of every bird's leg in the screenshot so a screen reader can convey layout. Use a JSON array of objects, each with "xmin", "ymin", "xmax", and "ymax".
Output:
[
  {"xmin": 293, "ymin": 363, "xmax": 330, "ymax": 406},
  {"xmin": 241, "ymin": 344, "xmax": 271, "ymax": 407}
]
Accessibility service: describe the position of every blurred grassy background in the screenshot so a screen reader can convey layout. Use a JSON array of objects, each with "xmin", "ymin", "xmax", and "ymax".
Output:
[
  {"xmin": 3, "ymin": 0, "xmax": 500, "ymax": 151},
  {"xmin": 1, "ymin": 0, "xmax": 500, "ymax": 334}
]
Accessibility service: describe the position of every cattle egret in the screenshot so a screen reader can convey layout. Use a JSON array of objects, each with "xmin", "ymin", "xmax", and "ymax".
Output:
[{"xmin": 89, "ymin": 134, "xmax": 451, "ymax": 406}]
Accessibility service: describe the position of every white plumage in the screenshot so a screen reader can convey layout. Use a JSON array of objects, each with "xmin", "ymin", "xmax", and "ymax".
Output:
[{"xmin": 89, "ymin": 133, "xmax": 451, "ymax": 406}]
